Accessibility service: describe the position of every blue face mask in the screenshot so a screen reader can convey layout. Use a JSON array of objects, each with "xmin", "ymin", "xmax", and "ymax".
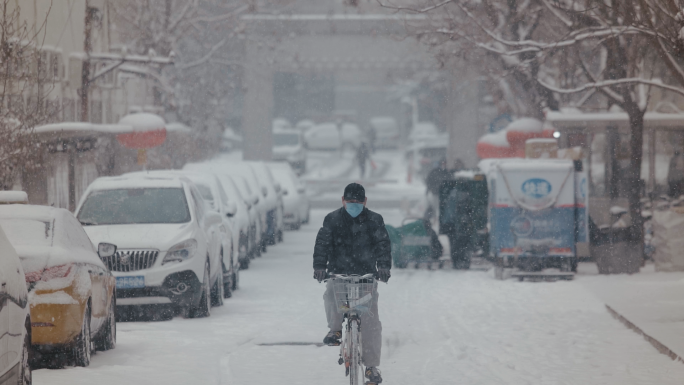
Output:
[{"xmin": 345, "ymin": 202, "xmax": 364, "ymax": 218}]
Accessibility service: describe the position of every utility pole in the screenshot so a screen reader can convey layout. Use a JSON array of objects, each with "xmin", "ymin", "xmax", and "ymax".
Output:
[
  {"xmin": 81, "ymin": 1, "xmax": 94, "ymax": 122},
  {"xmin": 70, "ymin": 1, "xmax": 96, "ymax": 211}
]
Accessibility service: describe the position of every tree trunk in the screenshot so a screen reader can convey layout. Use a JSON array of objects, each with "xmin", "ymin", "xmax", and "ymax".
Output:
[{"xmin": 626, "ymin": 105, "xmax": 645, "ymax": 253}]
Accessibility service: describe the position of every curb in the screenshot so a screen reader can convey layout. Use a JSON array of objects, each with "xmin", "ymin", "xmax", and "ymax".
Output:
[{"xmin": 606, "ymin": 304, "xmax": 684, "ymax": 364}]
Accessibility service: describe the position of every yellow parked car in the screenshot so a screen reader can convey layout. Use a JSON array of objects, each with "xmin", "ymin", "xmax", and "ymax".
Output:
[{"xmin": 0, "ymin": 205, "xmax": 117, "ymax": 367}]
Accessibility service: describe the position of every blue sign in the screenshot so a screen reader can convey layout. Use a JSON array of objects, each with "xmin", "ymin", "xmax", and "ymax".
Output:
[{"xmin": 521, "ymin": 178, "xmax": 552, "ymax": 199}]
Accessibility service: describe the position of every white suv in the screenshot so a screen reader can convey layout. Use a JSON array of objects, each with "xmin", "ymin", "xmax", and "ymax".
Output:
[{"xmin": 75, "ymin": 173, "xmax": 223, "ymax": 318}]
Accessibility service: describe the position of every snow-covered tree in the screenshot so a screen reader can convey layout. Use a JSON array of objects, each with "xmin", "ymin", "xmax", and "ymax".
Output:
[
  {"xmin": 110, "ymin": 0, "xmax": 249, "ymax": 154},
  {"xmin": 0, "ymin": 1, "xmax": 57, "ymax": 189},
  {"xmin": 380, "ymin": 0, "xmax": 684, "ymax": 251}
]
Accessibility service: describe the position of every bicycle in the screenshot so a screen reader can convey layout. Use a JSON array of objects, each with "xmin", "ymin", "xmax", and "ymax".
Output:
[{"xmin": 325, "ymin": 273, "xmax": 377, "ymax": 385}]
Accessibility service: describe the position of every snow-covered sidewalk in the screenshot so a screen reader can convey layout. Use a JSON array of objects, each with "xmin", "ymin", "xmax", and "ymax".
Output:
[
  {"xmin": 32, "ymin": 209, "xmax": 684, "ymax": 385},
  {"xmin": 581, "ymin": 264, "xmax": 684, "ymax": 363}
]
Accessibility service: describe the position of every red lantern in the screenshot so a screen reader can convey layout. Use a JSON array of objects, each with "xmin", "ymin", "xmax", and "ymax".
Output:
[
  {"xmin": 116, "ymin": 113, "xmax": 167, "ymax": 166},
  {"xmin": 116, "ymin": 129, "xmax": 167, "ymax": 149}
]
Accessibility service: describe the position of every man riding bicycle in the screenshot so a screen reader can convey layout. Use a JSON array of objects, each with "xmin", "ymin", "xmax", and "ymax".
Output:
[{"xmin": 313, "ymin": 183, "xmax": 391, "ymax": 384}]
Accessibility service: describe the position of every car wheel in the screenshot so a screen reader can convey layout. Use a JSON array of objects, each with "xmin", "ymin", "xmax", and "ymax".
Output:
[
  {"xmin": 223, "ymin": 272, "xmax": 233, "ymax": 299},
  {"xmin": 18, "ymin": 318, "xmax": 31, "ymax": 385},
  {"xmin": 188, "ymin": 262, "xmax": 211, "ymax": 318},
  {"xmin": 94, "ymin": 297, "xmax": 116, "ymax": 351},
  {"xmin": 254, "ymin": 236, "xmax": 262, "ymax": 257},
  {"xmin": 239, "ymin": 257, "xmax": 249, "ymax": 270},
  {"xmin": 232, "ymin": 267, "xmax": 239, "ymax": 291},
  {"xmin": 211, "ymin": 269, "xmax": 224, "ymax": 307},
  {"xmin": 71, "ymin": 301, "xmax": 92, "ymax": 367}
]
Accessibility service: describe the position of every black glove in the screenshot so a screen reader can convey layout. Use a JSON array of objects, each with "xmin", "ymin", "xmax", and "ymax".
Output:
[
  {"xmin": 314, "ymin": 270, "xmax": 326, "ymax": 282},
  {"xmin": 377, "ymin": 268, "xmax": 391, "ymax": 283}
]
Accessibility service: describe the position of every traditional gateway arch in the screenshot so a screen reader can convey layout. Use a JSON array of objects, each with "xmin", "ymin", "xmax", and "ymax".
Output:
[{"xmin": 239, "ymin": 12, "xmax": 483, "ymax": 167}]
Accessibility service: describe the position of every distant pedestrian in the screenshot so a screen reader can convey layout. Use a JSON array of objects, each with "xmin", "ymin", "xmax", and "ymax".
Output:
[
  {"xmin": 424, "ymin": 157, "xmax": 453, "ymax": 221},
  {"xmin": 367, "ymin": 125, "xmax": 377, "ymax": 153},
  {"xmin": 425, "ymin": 158, "xmax": 454, "ymax": 195},
  {"xmin": 356, "ymin": 142, "xmax": 370, "ymax": 178}
]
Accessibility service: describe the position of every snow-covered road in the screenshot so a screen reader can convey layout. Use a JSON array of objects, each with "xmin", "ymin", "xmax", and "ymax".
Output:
[{"xmin": 35, "ymin": 208, "xmax": 684, "ymax": 385}]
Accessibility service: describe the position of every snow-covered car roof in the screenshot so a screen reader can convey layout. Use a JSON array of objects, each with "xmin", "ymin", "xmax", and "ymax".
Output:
[
  {"xmin": 0, "ymin": 191, "xmax": 29, "ymax": 204},
  {"xmin": 406, "ymin": 137, "xmax": 449, "ymax": 153},
  {"xmin": 267, "ymin": 163, "xmax": 298, "ymax": 190},
  {"xmin": 295, "ymin": 119, "xmax": 314, "ymax": 130},
  {"xmin": 0, "ymin": 204, "xmax": 60, "ymax": 223},
  {"xmin": 0, "ymin": 204, "xmax": 104, "ymax": 271},
  {"xmin": 369, "ymin": 116, "xmax": 398, "ymax": 129},
  {"xmin": 87, "ymin": 173, "xmax": 187, "ymax": 191},
  {"xmin": 186, "ymin": 162, "xmax": 262, "ymax": 197},
  {"xmin": 273, "ymin": 127, "xmax": 301, "ymax": 135},
  {"xmin": 267, "ymin": 161, "xmax": 294, "ymax": 172},
  {"xmin": 272, "ymin": 118, "xmax": 292, "ymax": 130},
  {"xmin": 411, "ymin": 122, "xmax": 438, "ymax": 135}
]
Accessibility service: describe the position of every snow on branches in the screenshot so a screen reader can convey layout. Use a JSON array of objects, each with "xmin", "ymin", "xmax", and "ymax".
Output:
[{"xmin": 0, "ymin": 1, "xmax": 58, "ymax": 189}]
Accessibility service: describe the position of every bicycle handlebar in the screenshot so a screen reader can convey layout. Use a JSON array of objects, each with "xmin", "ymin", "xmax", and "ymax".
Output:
[{"xmin": 324, "ymin": 273, "xmax": 375, "ymax": 282}]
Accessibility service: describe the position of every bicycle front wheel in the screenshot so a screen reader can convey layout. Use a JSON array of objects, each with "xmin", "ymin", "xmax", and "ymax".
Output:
[{"xmin": 348, "ymin": 319, "xmax": 362, "ymax": 385}]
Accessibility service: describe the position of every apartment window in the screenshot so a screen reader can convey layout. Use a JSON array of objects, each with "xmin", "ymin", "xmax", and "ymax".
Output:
[
  {"xmin": 38, "ymin": 50, "xmax": 48, "ymax": 80},
  {"xmin": 50, "ymin": 52, "xmax": 62, "ymax": 79}
]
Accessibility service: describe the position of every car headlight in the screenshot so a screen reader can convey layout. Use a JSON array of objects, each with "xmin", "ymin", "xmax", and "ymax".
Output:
[{"xmin": 163, "ymin": 239, "xmax": 198, "ymax": 265}]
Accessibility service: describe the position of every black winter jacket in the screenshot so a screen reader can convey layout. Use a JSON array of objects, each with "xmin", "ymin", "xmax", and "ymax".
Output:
[{"xmin": 313, "ymin": 206, "xmax": 391, "ymax": 275}]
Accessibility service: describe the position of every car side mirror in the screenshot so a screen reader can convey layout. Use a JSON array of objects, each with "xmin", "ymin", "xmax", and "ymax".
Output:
[
  {"xmin": 226, "ymin": 201, "xmax": 238, "ymax": 217},
  {"xmin": 204, "ymin": 211, "xmax": 222, "ymax": 227},
  {"xmin": 98, "ymin": 243, "xmax": 117, "ymax": 258},
  {"xmin": 282, "ymin": 189, "xmax": 289, "ymax": 196}
]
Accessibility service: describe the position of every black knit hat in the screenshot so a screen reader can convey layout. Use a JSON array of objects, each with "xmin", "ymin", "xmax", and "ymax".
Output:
[{"xmin": 343, "ymin": 183, "xmax": 365, "ymax": 201}]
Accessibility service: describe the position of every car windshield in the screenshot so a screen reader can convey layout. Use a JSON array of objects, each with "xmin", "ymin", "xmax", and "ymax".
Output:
[
  {"xmin": 77, "ymin": 188, "xmax": 191, "ymax": 225},
  {"xmin": 0, "ymin": 219, "xmax": 53, "ymax": 247},
  {"xmin": 273, "ymin": 133, "xmax": 299, "ymax": 146}
]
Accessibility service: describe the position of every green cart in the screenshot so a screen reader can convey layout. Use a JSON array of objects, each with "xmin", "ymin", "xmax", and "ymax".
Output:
[{"xmin": 386, "ymin": 218, "xmax": 442, "ymax": 268}]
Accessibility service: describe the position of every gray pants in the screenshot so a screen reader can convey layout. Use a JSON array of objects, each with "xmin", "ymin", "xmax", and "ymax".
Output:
[{"xmin": 324, "ymin": 280, "xmax": 382, "ymax": 367}]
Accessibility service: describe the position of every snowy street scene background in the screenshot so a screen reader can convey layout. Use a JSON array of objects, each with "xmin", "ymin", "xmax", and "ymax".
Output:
[
  {"xmin": 4, "ymin": 1, "xmax": 684, "ymax": 385},
  {"xmin": 32, "ymin": 151, "xmax": 684, "ymax": 384}
]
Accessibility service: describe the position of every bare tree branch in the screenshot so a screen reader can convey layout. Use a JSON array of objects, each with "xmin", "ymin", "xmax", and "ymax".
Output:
[
  {"xmin": 375, "ymin": 0, "xmax": 455, "ymax": 14},
  {"xmin": 537, "ymin": 77, "xmax": 684, "ymax": 99}
]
